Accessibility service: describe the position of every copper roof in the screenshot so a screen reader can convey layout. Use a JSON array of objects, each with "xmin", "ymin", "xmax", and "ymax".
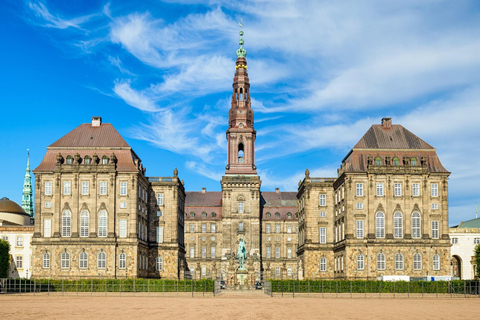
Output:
[
  {"xmin": 0, "ymin": 197, "xmax": 28, "ymax": 216},
  {"xmin": 48, "ymin": 123, "xmax": 130, "ymax": 148},
  {"xmin": 354, "ymin": 124, "xmax": 434, "ymax": 150}
]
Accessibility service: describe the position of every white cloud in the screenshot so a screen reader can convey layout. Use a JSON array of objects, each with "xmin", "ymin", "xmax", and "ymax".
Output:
[
  {"xmin": 28, "ymin": 1, "xmax": 94, "ymax": 30},
  {"xmin": 113, "ymin": 80, "xmax": 158, "ymax": 112}
]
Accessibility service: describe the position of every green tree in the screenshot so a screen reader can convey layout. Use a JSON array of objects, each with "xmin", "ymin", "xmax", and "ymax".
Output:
[
  {"xmin": 0, "ymin": 239, "xmax": 10, "ymax": 278},
  {"xmin": 475, "ymin": 243, "xmax": 480, "ymax": 279}
]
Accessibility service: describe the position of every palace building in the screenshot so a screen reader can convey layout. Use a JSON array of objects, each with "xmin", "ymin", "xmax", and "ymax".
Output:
[{"xmin": 30, "ymin": 29, "xmax": 451, "ymax": 281}]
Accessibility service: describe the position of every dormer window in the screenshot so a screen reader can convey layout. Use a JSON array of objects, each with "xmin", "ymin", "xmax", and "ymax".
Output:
[
  {"xmin": 411, "ymin": 157, "xmax": 417, "ymax": 166},
  {"xmin": 375, "ymin": 157, "xmax": 381, "ymax": 166},
  {"xmin": 66, "ymin": 156, "xmax": 73, "ymax": 165},
  {"xmin": 190, "ymin": 212, "xmax": 195, "ymax": 218},
  {"xmin": 202, "ymin": 212, "xmax": 207, "ymax": 218},
  {"xmin": 238, "ymin": 143, "xmax": 244, "ymax": 163},
  {"xmin": 84, "ymin": 156, "xmax": 91, "ymax": 165},
  {"xmin": 102, "ymin": 156, "xmax": 109, "ymax": 165},
  {"xmin": 275, "ymin": 212, "xmax": 280, "ymax": 219},
  {"xmin": 266, "ymin": 212, "xmax": 271, "ymax": 218},
  {"xmin": 393, "ymin": 157, "xmax": 399, "ymax": 166}
]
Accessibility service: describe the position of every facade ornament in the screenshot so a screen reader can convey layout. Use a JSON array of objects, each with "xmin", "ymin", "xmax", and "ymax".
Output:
[
  {"xmin": 56, "ymin": 153, "xmax": 63, "ymax": 164},
  {"xmin": 174, "ymin": 167, "xmax": 178, "ymax": 177},
  {"xmin": 305, "ymin": 168, "xmax": 310, "ymax": 178}
]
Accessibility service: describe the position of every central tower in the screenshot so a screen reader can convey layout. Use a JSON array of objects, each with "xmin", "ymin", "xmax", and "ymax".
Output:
[{"xmin": 221, "ymin": 25, "xmax": 262, "ymax": 284}]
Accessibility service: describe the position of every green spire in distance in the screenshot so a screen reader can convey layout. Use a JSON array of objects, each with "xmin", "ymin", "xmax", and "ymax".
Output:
[
  {"xmin": 236, "ymin": 19, "xmax": 247, "ymax": 58},
  {"xmin": 22, "ymin": 149, "xmax": 34, "ymax": 217}
]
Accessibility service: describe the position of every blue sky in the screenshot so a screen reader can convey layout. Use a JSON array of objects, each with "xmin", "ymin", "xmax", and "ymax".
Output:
[{"xmin": 1, "ymin": 0, "xmax": 480, "ymax": 225}]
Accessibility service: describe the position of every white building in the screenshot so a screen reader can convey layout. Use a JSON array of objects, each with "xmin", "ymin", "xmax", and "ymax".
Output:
[
  {"xmin": 0, "ymin": 197, "xmax": 34, "ymax": 279},
  {"xmin": 449, "ymin": 217, "xmax": 480, "ymax": 280}
]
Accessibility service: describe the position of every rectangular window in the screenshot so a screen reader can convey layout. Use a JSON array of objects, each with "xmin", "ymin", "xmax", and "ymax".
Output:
[
  {"xmin": 119, "ymin": 219, "xmax": 127, "ymax": 238},
  {"xmin": 156, "ymin": 257, "xmax": 163, "ymax": 271},
  {"xmin": 120, "ymin": 182, "xmax": 127, "ymax": 195},
  {"xmin": 63, "ymin": 181, "xmax": 71, "ymax": 195},
  {"xmin": 320, "ymin": 211, "xmax": 326, "ymax": 217},
  {"xmin": 376, "ymin": 183, "xmax": 384, "ymax": 196},
  {"xmin": 432, "ymin": 203, "xmax": 438, "ymax": 210},
  {"xmin": 16, "ymin": 256, "xmax": 23, "ymax": 269},
  {"xmin": 356, "ymin": 203, "xmax": 363, "ymax": 210},
  {"xmin": 412, "ymin": 183, "xmax": 420, "ymax": 197},
  {"xmin": 320, "ymin": 258, "xmax": 327, "ymax": 272},
  {"xmin": 432, "ymin": 221, "xmax": 439, "ymax": 239},
  {"xmin": 275, "ymin": 224, "xmax": 280, "ymax": 233},
  {"xmin": 319, "ymin": 227, "xmax": 326, "ymax": 244},
  {"xmin": 211, "ymin": 224, "xmax": 216, "ymax": 233},
  {"xmin": 201, "ymin": 224, "xmax": 206, "ymax": 233},
  {"xmin": 44, "ymin": 201, "xmax": 51, "ymax": 208},
  {"xmin": 394, "ymin": 183, "xmax": 402, "ymax": 197},
  {"xmin": 16, "ymin": 236, "xmax": 23, "ymax": 247},
  {"xmin": 157, "ymin": 226, "xmax": 164, "ymax": 243},
  {"xmin": 239, "ymin": 222, "xmax": 244, "ymax": 231},
  {"xmin": 356, "ymin": 183, "xmax": 363, "ymax": 197},
  {"xmin": 45, "ymin": 182, "xmax": 52, "ymax": 195},
  {"xmin": 266, "ymin": 247, "xmax": 271, "ymax": 258},
  {"xmin": 211, "ymin": 246, "xmax": 216, "ymax": 258},
  {"xmin": 157, "ymin": 193, "xmax": 164, "ymax": 206},
  {"xmin": 474, "ymin": 238, "xmax": 480, "ymax": 244},
  {"xmin": 287, "ymin": 267, "xmax": 292, "ymax": 277},
  {"xmin": 44, "ymin": 219, "xmax": 51, "ymax": 237},
  {"xmin": 81, "ymin": 181, "xmax": 89, "ymax": 195},
  {"xmin": 190, "ymin": 224, "xmax": 195, "ymax": 233},
  {"xmin": 120, "ymin": 201, "xmax": 127, "ymax": 208},
  {"xmin": 287, "ymin": 247, "xmax": 292, "ymax": 258},
  {"xmin": 190, "ymin": 246, "xmax": 195, "ymax": 258},
  {"xmin": 266, "ymin": 224, "xmax": 271, "ymax": 233},
  {"xmin": 287, "ymin": 225, "xmax": 292, "ymax": 234},
  {"xmin": 238, "ymin": 202, "xmax": 244, "ymax": 213},
  {"xmin": 275, "ymin": 247, "xmax": 280, "ymax": 258},
  {"xmin": 356, "ymin": 220, "xmax": 364, "ymax": 239},
  {"xmin": 201, "ymin": 246, "xmax": 206, "ymax": 258},
  {"xmin": 319, "ymin": 194, "xmax": 326, "ymax": 206},
  {"xmin": 451, "ymin": 238, "xmax": 458, "ymax": 244},
  {"xmin": 99, "ymin": 181, "xmax": 107, "ymax": 195},
  {"xmin": 275, "ymin": 266, "xmax": 280, "ymax": 276},
  {"xmin": 431, "ymin": 183, "xmax": 438, "ymax": 197}
]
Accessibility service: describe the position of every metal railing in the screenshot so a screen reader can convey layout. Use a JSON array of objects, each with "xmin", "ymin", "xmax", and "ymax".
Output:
[
  {"xmin": 0, "ymin": 278, "xmax": 218, "ymax": 297},
  {"xmin": 264, "ymin": 279, "xmax": 480, "ymax": 298}
]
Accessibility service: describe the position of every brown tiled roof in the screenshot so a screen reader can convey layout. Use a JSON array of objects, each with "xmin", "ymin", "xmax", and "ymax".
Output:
[
  {"xmin": 354, "ymin": 125, "xmax": 434, "ymax": 150},
  {"xmin": 185, "ymin": 192, "xmax": 222, "ymax": 207},
  {"xmin": 261, "ymin": 192, "xmax": 297, "ymax": 207},
  {"xmin": 185, "ymin": 207, "xmax": 222, "ymax": 220},
  {"xmin": 49, "ymin": 123, "xmax": 130, "ymax": 148}
]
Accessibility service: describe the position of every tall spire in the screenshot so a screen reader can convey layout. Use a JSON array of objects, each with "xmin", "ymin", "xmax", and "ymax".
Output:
[
  {"xmin": 22, "ymin": 149, "xmax": 34, "ymax": 217},
  {"xmin": 225, "ymin": 21, "xmax": 257, "ymax": 175}
]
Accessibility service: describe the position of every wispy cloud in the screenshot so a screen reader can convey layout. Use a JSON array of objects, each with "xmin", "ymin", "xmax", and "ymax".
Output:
[{"xmin": 27, "ymin": 1, "xmax": 95, "ymax": 30}]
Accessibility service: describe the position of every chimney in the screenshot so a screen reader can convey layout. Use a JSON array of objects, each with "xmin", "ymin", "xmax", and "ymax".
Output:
[
  {"xmin": 275, "ymin": 188, "xmax": 280, "ymax": 193},
  {"xmin": 202, "ymin": 187, "xmax": 206, "ymax": 193},
  {"xmin": 92, "ymin": 116, "xmax": 102, "ymax": 127},
  {"xmin": 381, "ymin": 117, "xmax": 392, "ymax": 128}
]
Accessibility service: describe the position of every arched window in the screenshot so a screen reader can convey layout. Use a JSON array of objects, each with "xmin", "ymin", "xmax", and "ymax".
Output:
[
  {"xmin": 62, "ymin": 210, "xmax": 71, "ymax": 237},
  {"xmin": 411, "ymin": 157, "xmax": 417, "ymax": 166},
  {"xmin": 79, "ymin": 252, "xmax": 88, "ymax": 269},
  {"xmin": 287, "ymin": 212, "xmax": 292, "ymax": 219},
  {"xmin": 238, "ymin": 143, "xmax": 244, "ymax": 163},
  {"xmin": 375, "ymin": 157, "xmax": 382, "ymax": 166},
  {"xmin": 377, "ymin": 253, "xmax": 385, "ymax": 270},
  {"xmin": 275, "ymin": 212, "xmax": 280, "ymax": 218},
  {"xmin": 80, "ymin": 210, "xmax": 89, "ymax": 237},
  {"xmin": 433, "ymin": 254, "xmax": 440, "ymax": 270},
  {"xmin": 393, "ymin": 157, "xmax": 399, "ymax": 166},
  {"xmin": 211, "ymin": 212, "xmax": 216, "ymax": 218},
  {"xmin": 66, "ymin": 156, "xmax": 73, "ymax": 164},
  {"xmin": 239, "ymin": 88, "xmax": 243, "ymax": 100},
  {"xmin": 413, "ymin": 253, "xmax": 422, "ymax": 270},
  {"xmin": 266, "ymin": 212, "xmax": 271, "ymax": 218},
  {"xmin": 394, "ymin": 212, "xmax": 403, "ymax": 238},
  {"xmin": 320, "ymin": 257, "xmax": 327, "ymax": 272},
  {"xmin": 98, "ymin": 252, "xmax": 106, "ymax": 269},
  {"xmin": 83, "ymin": 156, "xmax": 91, "ymax": 165},
  {"xmin": 412, "ymin": 212, "xmax": 421, "ymax": 239},
  {"xmin": 43, "ymin": 253, "xmax": 50, "ymax": 268},
  {"xmin": 395, "ymin": 253, "xmax": 404, "ymax": 270},
  {"xmin": 119, "ymin": 253, "xmax": 126, "ymax": 269},
  {"xmin": 101, "ymin": 156, "xmax": 109, "ymax": 165},
  {"xmin": 98, "ymin": 210, "xmax": 107, "ymax": 237},
  {"xmin": 61, "ymin": 252, "xmax": 70, "ymax": 269},
  {"xmin": 202, "ymin": 212, "xmax": 207, "ymax": 218},
  {"xmin": 357, "ymin": 254, "xmax": 365, "ymax": 270},
  {"xmin": 190, "ymin": 212, "xmax": 195, "ymax": 218},
  {"xmin": 376, "ymin": 212, "xmax": 385, "ymax": 238}
]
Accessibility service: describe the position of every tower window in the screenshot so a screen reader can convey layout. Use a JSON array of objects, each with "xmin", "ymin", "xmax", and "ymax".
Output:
[{"xmin": 238, "ymin": 143, "xmax": 244, "ymax": 163}]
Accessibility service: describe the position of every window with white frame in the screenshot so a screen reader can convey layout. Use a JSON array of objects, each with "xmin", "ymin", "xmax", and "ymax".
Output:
[
  {"xmin": 190, "ymin": 224, "xmax": 195, "ymax": 233},
  {"xmin": 43, "ymin": 253, "xmax": 50, "ymax": 268},
  {"xmin": 190, "ymin": 246, "xmax": 195, "ymax": 258},
  {"xmin": 1, "ymin": 236, "xmax": 7, "ymax": 241},
  {"xmin": 119, "ymin": 253, "xmax": 126, "ymax": 269},
  {"xmin": 287, "ymin": 266, "xmax": 292, "ymax": 277},
  {"xmin": 80, "ymin": 211, "xmax": 89, "ymax": 237},
  {"xmin": 474, "ymin": 238, "xmax": 480, "ymax": 244},
  {"xmin": 357, "ymin": 254, "xmax": 364, "ymax": 270},
  {"xmin": 432, "ymin": 221, "xmax": 439, "ymax": 239},
  {"xmin": 119, "ymin": 201, "xmax": 126, "ymax": 208},
  {"xmin": 287, "ymin": 225, "xmax": 292, "ymax": 234},
  {"xmin": 394, "ymin": 212, "xmax": 403, "ymax": 238},
  {"xmin": 356, "ymin": 220, "xmax": 364, "ymax": 239},
  {"xmin": 238, "ymin": 201, "xmax": 244, "ymax": 213},
  {"xmin": 432, "ymin": 203, "xmax": 438, "ymax": 210},
  {"xmin": 45, "ymin": 181, "xmax": 52, "ymax": 195},
  {"xmin": 275, "ymin": 247, "xmax": 281, "ymax": 258},
  {"xmin": 201, "ymin": 224, "xmax": 206, "ymax": 233},
  {"xmin": 320, "ymin": 211, "xmax": 326, "ymax": 217},
  {"xmin": 62, "ymin": 210, "xmax": 71, "ymax": 237},
  {"xmin": 319, "ymin": 227, "xmax": 326, "ymax": 244},
  {"xmin": 45, "ymin": 201, "xmax": 51, "ymax": 208},
  {"xmin": 157, "ymin": 193, "xmax": 164, "ymax": 206},
  {"xmin": 376, "ymin": 183, "xmax": 384, "ymax": 196},
  {"xmin": 412, "ymin": 183, "xmax": 420, "ymax": 196},
  {"xmin": 275, "ymin": 266, "xmax": 281, "ymax": 277},
  {"xmin": 201, "ymin": 246, "xmax": 206, "ymax": 258},
  {"xmin": 275, "ymin": 224, "xmax": 280, "ymax": 233},
  {"xmin": 356, "ymin": 183, "xmax": 363, "ymax": 197},
  {"xmin": 319, "ymin": 194, "xmax": 326, "ymax": 206},
  {"xmin": 266, "ymin": 247, "xmax": 271, "ymax": 258},
  {"xmin": 98, "ymin": 252, "xmax": 106, "ymax": 269},
  {"xmin": 376, "ymin": 212, "xmax": 385, "ymax": 238},
  {"xmin": 433, "ymin": 254, "xmax": 440, "ymax": 270},
  {"xmin": 394, "ymin": 183, "xmax": 402, "ymax": 197},
  {"xmin": 81, "ymin": 181, "xmax": 89, "ymax": 195},
  {"xmin": 356, "ymin": 203, "xmax": 363, "ymax": 210},
  {"xmin": 44, "ymin": 218, "xmax": 51, "ymax": 237},
  {"xmin": 157, "ymin": 209, "xmax": 162, "ymax": 217},
  {"xmin": 266, "ymin": 224, "xmax": 271, "ymax": 233},
  {"xmin": 63, "ymin": 181, "xmax": 71, "ymax": 195},
  {"xmin": 412, "ymin": 212, "xmax": 421, "ymax": 239},
  {"xmin": 157, "ymin": 226, "xmax": 164, "ymax": 243},
  {"xmin": 413, "ymin": 253, "xmax": 422, "ymax": 270},
  {"xmin": 156, "ymin": 257, "xmax": 163, "ymax": 271},
  {"xmin": 16, "ymin": 256, "xmax": 23, "ymax": 269},
  {"xmin": 395, "ymin": 253, "xmax": 404, "ymax": 270},
  {"xmin": 16, "ymin": 236, "xmax": 23, "ymax": 247},
  {"xmin": 320, "ymin": 257, "xmax": 327, "ymax": 271},
  {"xmin": 61, "ymin": 252, "xmax": 70, "ymax": 268},
  {"xmin": 119, "ymin": 219, "xmax": 127, "ymax": 238},
  {"xmin": 211, "ymin": 246, "xmax": 216, "ymax": 258},
  {"xmin": 451, "ymin": 237, "xmax": 458, "ymax": 244},
  {"xmin": 120, "ymin": 182, "xmax": 127, "ymax": 196},
  {"xmin": 431, "ymin": 183, "xmax": 438, "ymax": 197},
  {"xmin": 211, "ymin": 224, "xmax": 216, "ymax": 233},
  {"xmin": 99, "ymin": 181, "xmax": 107, "ymax": 195},
  {"xmin": 98, "ymin": 211, "xmax": 107, "ymax": 237},
  {"xmin": 287, "ymin": 247, "xmax": 292, "ymax": 258},
  {"xmin": 377, "ymin": 253, "xmax": 385, "ymax": 270},
  {"xmin": 79, "ymin": 252, "xmax": 88, "ymax": 269}
]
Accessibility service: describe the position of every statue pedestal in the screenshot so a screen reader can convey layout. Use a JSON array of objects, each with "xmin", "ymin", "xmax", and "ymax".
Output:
[{"xmin": 236, "ymin": 268, "xmax": 248, "ymax": 289}]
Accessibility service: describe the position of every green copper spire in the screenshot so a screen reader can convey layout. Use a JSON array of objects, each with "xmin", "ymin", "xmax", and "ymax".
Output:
[
  {"xmin": 236, "ymin": 19, "xmax": 247, "ymax": 58},
  {"xmin": 22, "ymin": 149, "xmax": 34, "ymax": 217}
]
